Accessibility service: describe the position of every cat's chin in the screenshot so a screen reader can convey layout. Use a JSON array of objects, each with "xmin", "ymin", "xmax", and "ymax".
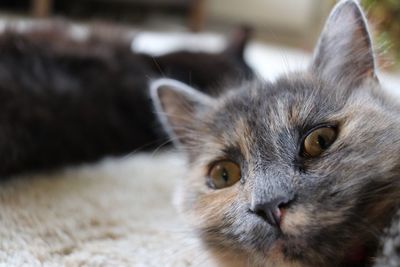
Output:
[
  {"xmin": 272, "ymin": 206, "xmax": 379, "ymax": 267},
  {"xmin": 340, "ymin": 238, "xmax": 380, "ymax": 267},
  {"xmin": 266, "ymin": 239, "xmax": 375, "ymax": 267},
  {"xmin": 342, "ymin": 243, "xmax": 370, "ymax": 267},
  {"xmin": 203, "ymin": 218, "xmax": 378, "ymax": 267},
  {"xmin": 265, "ymin": 235, "xmax": 376, "ymax": 267}
]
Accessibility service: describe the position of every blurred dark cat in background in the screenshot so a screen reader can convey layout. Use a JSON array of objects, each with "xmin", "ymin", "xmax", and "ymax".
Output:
[{"xmin": 0, "ymin": 23, "xmax": 253, "ymax": 176}]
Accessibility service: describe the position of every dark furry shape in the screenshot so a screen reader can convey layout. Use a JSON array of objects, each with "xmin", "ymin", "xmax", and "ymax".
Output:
[{"xmin": 0, "ymin": 24, "xmax": 253, "ymax": 176}]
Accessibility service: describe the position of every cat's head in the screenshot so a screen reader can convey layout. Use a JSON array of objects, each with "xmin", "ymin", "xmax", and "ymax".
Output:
[{"xmin": 151, "ymin": 1, "xmax": 400, "ymax": 267}]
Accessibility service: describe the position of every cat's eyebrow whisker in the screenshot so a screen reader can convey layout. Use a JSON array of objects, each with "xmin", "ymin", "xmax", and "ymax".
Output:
[
  {"xmin": 153, "ymin": 111, "xmax": 209, "ymax": 125},
  {"xmin": 146, "ymin": 133, "xmax": 205, "ymax": 153},
  {"xmin": 151, "ymin": 56, "xmax": 166, "ymax": 77},
  {"xmin": 121, "ymin": 138, "xmax": 171, "ymax": 160},
  {"xmin": 149, "ymin": 131, "xmax": 220, "ymax": 157},
  {"xmin": 150, "ymin": 138, "xmax": 175, "ymax": 157}
]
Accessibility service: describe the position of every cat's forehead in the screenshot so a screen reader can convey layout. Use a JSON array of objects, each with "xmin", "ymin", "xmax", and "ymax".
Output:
[
  {"xmin": 197, "ymin": 75, "xmax": 344, "ymax": 162},
  {"xmin": 213, "ymin": 75, "xmax": 346, "ymax": 131}
]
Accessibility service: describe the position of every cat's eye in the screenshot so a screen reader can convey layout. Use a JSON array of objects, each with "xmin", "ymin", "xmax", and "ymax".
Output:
[
  {"xmin": 208, "ymin": 160, "xmax": 241, "ymax": 189},
  {"xmin": 303, "ymin": 126, "xmax": 337, "ymax": 157}
]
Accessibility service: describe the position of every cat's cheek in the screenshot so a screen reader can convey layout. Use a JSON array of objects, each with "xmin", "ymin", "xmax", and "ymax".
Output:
[
  {"xmin": 365, "ymin": 194, "xmax": 398, "ymax": 226},
  {"xmin": 175, "ymin": 165, "xmax": 240, "ymax": 228},
  {"xmin": 174, "ymin": 170, "xmax": 208, "ymax": 220},
  {"xmin": 191, "ymin": 187, "xmax": 239, "ymax": 229}
]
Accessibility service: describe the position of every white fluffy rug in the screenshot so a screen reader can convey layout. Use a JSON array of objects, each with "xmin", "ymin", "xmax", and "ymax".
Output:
[
  {"xmin": 0, "ymin": 152, "xmax": 216, "ymax": 267},
  {"xmin": 0, "ymin": 25, "xmax": 399, "ymax": 267}
]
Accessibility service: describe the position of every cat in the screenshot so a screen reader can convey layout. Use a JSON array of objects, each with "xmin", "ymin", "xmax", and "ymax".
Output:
[
  {"xmin": 0, "ymin": 23, "xmax": 253, "ymax": 176},
  {"xmin": 151, "ymin": 1, "xmax": 400, "ymax": 266}
]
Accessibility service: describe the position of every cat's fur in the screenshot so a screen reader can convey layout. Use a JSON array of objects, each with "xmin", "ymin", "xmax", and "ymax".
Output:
[
  {"xmin": 0, "ymin": 23, "xmax": 252, "ymax": 176},
  {"xmin": 374, "ymin": 208, "xmax": 400, "ymax": 267},
  {"xmin": 151, "ymin": 1, "xmax": 400, "ymax": 266}
]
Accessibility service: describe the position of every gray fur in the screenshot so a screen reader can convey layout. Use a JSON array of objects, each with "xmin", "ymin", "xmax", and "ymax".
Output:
[
  {"xmin": 151, "ymin": 0, "xmax": 400, "ymax": 266},
  {"xmin": 311, "ymin": 0, "xmax": 377, "ymax": 86},
  {"xmin": 374, "ymin": 209, "xmax": 400, "ymax": 267}
]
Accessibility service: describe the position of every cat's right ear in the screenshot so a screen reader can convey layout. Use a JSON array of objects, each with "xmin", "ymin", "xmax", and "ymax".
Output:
[{"xmin": 150, "ymin": 78, "xmax": 214, "ymax": 148}]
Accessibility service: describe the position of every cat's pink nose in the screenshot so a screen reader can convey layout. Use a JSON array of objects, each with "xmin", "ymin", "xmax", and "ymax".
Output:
[{"xmin": 250, "ymin": 196, "xmax": 290, "ymax": 228}]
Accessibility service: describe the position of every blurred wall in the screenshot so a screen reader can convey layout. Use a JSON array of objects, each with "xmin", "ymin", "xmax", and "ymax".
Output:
[{"xmin": 207, "ymin": 0, "xmax": 333, "ymax": 46}]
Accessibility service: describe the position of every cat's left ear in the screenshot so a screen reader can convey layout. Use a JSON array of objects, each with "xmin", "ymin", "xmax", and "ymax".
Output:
[
  {"xmin": 151, "ymin": 78, "xmax": 214, "ymax": 148},
  {"xmin": 311, "ymin": 0, "xmax": 377, "ymax": 86}
]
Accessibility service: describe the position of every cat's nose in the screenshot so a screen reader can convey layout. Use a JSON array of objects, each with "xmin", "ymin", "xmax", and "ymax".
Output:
[{"xmin": 250, "ymin": 196, "xmax": 291, "ymax": 228}]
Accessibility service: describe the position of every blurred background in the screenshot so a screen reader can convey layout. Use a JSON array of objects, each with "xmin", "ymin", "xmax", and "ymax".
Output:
[
  {"xmin": 0, "ymin": 0, "xmax": 398, "ymax": 82},
  {"xmin": 0, "ymin": 0, "xmax": 399, "ymax": 71}
]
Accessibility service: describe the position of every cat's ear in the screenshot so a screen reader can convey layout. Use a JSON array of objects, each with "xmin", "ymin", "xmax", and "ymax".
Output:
[
  {"xmin": 224, "ymin": 25, "xmax": 252, "ymax": 61},
  {"xmin": 151, "ymin": 78, "xmax": 214, "ymax": 147},
  {"xmin": 310, "ymin": 0, "xmax": 376, "ymax": 86}
]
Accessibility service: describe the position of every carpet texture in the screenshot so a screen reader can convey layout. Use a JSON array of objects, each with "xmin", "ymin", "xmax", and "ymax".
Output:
[{"xmin": 0, "ymin": 152, "xmax": 215, "ymax": 267}]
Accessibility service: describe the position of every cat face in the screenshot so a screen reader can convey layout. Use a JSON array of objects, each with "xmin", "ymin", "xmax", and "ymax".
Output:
[{"xmin": 152, "ymin": 1, "xmax": 400, "ymax": 267}]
